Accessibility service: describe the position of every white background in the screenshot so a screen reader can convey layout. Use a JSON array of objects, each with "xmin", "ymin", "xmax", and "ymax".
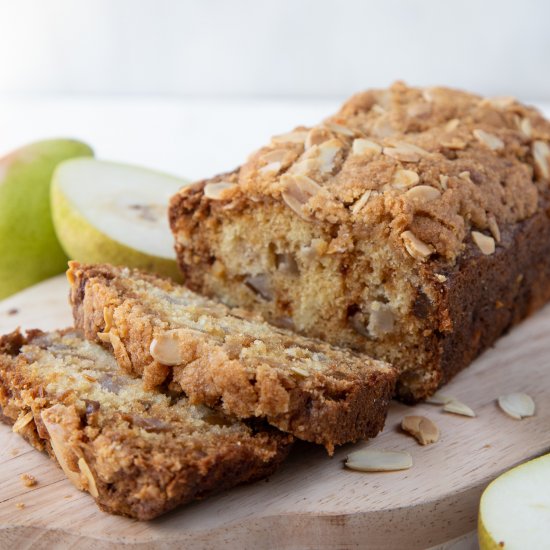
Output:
[
  {"xmin": 0, "ymin": 0, "xmax": 548, "ymax": 182},
  {"xmin": 0, "ymin": 0, "xmax": 549, "ymax": 100}
]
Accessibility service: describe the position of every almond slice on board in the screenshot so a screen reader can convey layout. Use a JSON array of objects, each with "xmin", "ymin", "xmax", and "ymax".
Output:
[
  {"xmin": 443, "ymin": 399, "xmax": 476, "ymax": 418},
  {"xmin": 345, "ymin": 450, "xmax": 413, "ymax": 472},
  {"xmin": 425, "ymin": 391, "xmax": 455, "ymax": 405},
  {"xmin": 497, "ymin": 393, "xmax": 535, "ymax": 420},
  {"xmin": 401, "ymin": 415, "xmax": 440, "ymax": 445}
]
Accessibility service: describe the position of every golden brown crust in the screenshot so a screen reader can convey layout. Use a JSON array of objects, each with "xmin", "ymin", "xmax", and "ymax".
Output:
[
  {"xmin": 67, "ymin": 262, "xmax": 396, "ymax": 451},
  {"xmin": 169, "ymin": 83, "xmax": 550, "ymax": 402},
  {"xmin": 0, "ymin": 329, "xmax": 292, "ymax": 520}
]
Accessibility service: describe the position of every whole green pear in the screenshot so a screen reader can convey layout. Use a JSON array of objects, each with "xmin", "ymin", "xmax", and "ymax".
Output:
[{"xmin": 0, "ymin": 139, "xmax": 93, "ymax": 299}]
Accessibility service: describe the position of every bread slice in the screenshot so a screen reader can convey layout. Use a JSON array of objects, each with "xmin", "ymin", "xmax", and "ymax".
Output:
[
  {"xmin": 0, "ymin": 329, "xmax": 292, "ymax": 520},
  {"xmin": 68, "ymin": 262, "xmax": 396, "ymax": 452},
  {"xmin": 168, "ymin": 82, "xmax": 550, "ymax": 402}
]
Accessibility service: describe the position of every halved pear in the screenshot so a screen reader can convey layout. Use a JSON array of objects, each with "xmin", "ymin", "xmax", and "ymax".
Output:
[
  {"xmin": 0, "ymin": 139, "xmax": 93, "ymax": 299},
  {"xmin": 479, "ymin": 453, "xmax": 550, "ymax": 549},
  {"xmin": 51, "ymin": 159, "xmax": 187, "ymax": 281}
]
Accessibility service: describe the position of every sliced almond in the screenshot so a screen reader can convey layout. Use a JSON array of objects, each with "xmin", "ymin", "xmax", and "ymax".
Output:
[
  {"xmin": 345, "ymin": 449, "xmax": 413, "ymax": 472},
  {"xmin": 12, "ymin": 411, "xmax": 34, "ymax": 433},
  {"xmin": 405, "ymin": 185, "xmax": 441, "ymax": 202},
  {"xmin": 203, "ymin": 181, "xmax": 235, "ymax": 200},
  {"xmin": 401, "ymin": 415, "xmax": 440, "ymax": 445},
  {"xmin": 41, "ymin": 406, "xmax": 84, "ymax": 491},
  {"xmin": 281, "ymin": 174, "xmax": 322, "ymax": 220},
  {"xmin": 498, "ymin": 393, "xmax": 535, "ymax": 420},
  {"xmin": 472, "ymin": 231, "xmax": 495, "ymax": 255},
  {"xmin": 150, "ymin": 329, "xmax": 200, "ymax": 366},
  {"xmin": 351, "ymin": 189, "xmax": 373, "ymax": 214},
  {"xmin": 481, "ymin": 96, "xmax": 516, "ymax": 109},
  {"xmin": 445, "ymin": 118, "xmax": 460, "ymax": 132},
  {"xmin": 439, "ymin": 174, "xmax": 449, "ymax": 190},
  {"xmin": 288, "ymin": 158, "xmax": 319, "ymax": 176},
  {"xmin": 316, "ymin": 139, "xmax": 342, "ymax": 173},
  {"xmin": 352, "ymin": 138, "xmax": 382, "ymax": 156},
  {"xmin": 260, "ymin": 149, "xmax": 289, "ymax": 163},
  {"xmin": 401, "ymin": 230, "xmax": 434, "ymax": 261},
  {"xmin": 259, "ymin": 161, "xmax": 282, "ymax": 175},
  {"xmin": 272, "ymin": 130, "xmax": 308, "ymax": 144},
  {"xmin": 78, "ymin": 458, "xmax": 99, "ymax": 498},
  {"xmin": 383, "ymin": 141, "xmax": 429, "ymax": 163},
  {"xmin": 305, "ymin": 127, "xmax": 330, "ymax": 149},
  {"xmin": 425, "ymin": 391, "xmax": 455, "ymax": 405},
  {"xmin": 324, "ymin": 122, "xmax": 355, "ymax": 137},
  {"xmin": 533, "ymin": 140, "xmax": 550, "ymax": 179},
  {"xmin": 435, "ymin": 274, "xmax": 447, "ymax": 283},
  {"xmin": 473, "ymin": 129, "xmax": 504, "ymax": 151},
  {"xmin": 443, "ymin": 399, "xmax": 476, "ymax": 418},
  {"xmin": 290, "ymin": 365, "xmax": 310, "ymax": 378},
  {"xmin": 519, "ymin": 117, "xmax": 532, "ymax": 139},
  {"xmin": 487, "ymin": 216, "xmax": 501, "ymax": 243},
  {"xmin": 392, "ymin": 169, "xmax": 419, "ymax": 189}
]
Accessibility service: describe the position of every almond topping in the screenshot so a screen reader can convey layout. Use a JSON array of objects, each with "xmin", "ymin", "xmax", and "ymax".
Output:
[
  {"xmin": 272, "ymin": 130, "xmax": 308, "ymax": 144},
  {"xmin": 533, "ymin": 140, "xmax": 550, "ymax": 179},
  {"xmin": 519, "ymin": 117, "xmax": 532, "ymax": 139},
  {"xmin": 352, "ymin": 138, "xmax": 382, "ymax": 156},
  {"xmin": 203, "ymin": 181, "xmax": 235, "ymax": 200},
  {"xmin": 401, "ymin": 230, "xmax": 434, "ymax": 261},
  {"xmin": 150, "ymin": 329, "xmax": 200, "ymax": 366},
  {"xmin": 487, "ymin": 215, "xmax": 501, "ymax": 243},
  {"xmin": 41, "ymin": 407, "xmax": 84, "ymax": 491},
  {"xmin": 392, "ymin": 169, "xmax": 419, "ymax": 189},
  {"xmin": 351, "ymin": 190, "xmax": 373, "ymax": 214},
  {"xmin": 78, "ymin": 458, "xmax": 99, "ymax": 498},
  {"xmin": 12, "ymin": 411, "xmax": 33, "ymax": 433},
  {"xmin": 439, "ymin": 174, "xmax": 449, "ymax": 189},
  {"xmin": 405, "ymin": 185, "xmax": 441, "ymax": 202},
  {"xmin": 345, "ymin": 449, "xmax": 413, "ymax": 472},
  {"xmin": 435, "ymin": 274, "xmax": 447, "ymax": 283},
  {"xmin": 401, "ymin": 415, "xmax": 440, "ymax": 445},
  {"xmin": 290, "ymin": 365, "xmax": 310, "ymax": 378},
  {"xmin": 305, "ymin": 127, "xmax": 331, "ymax": 149},
  {"xmin": 383, "ymin": 142, "xmax": 428, "ymax": 163},
  {"xmin": 316, "ymin": 139, "xmax": 342, "ymax": 173},
  {"xmin": 473, "ymin": 129, "xmax": 504, "ymax": 151},
  {"xmin": 445, "ymin": 118, "xmax": 460, "ymax": 132},
  {"xmin": 497, "ymin": 393, "xmax": 535, "ymax": 420},
  {"xmin": 472, "ymin": 231, "xmax": 495, "ymax": 255},
  {"xmin": 324, "ymin": 122, "xmax": 355, "ymax": 137},
  {"xmin": 288, "ymin": 158, "xmax": 318, "ymax": 176},
  {"xmin": 443, "ymin": 399, "xmax": 476, "ymax": 417},
  {"xmin": 259, "ymin": 161, "xmax": 282, "ymax": 175},
  {"xmin": 281, "ymin": 174, "xmax": 322, "ymax": 220}
]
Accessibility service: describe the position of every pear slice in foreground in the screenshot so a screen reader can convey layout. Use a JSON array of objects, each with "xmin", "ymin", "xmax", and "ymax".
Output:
[
  {"xmin": 0, "ymin": 139, "xmax": 93, "ymax": 299},
  {"xmin": 479, "ymin": 453, "xmax": 550, "ymax": 549},
  {"xmin": 51, "ymin": 159, "xmax": 187, "ymax": 281}
]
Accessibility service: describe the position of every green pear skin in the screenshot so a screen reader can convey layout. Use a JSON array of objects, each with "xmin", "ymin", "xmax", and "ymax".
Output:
[{"xmin": 0, "ymin": 139, "xmax": 94, "ymax": 299}]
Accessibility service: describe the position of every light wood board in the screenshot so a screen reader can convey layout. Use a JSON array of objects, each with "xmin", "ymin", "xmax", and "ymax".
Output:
[{"xmin": 0, "ymin": 275, "xmax": 549, "ymax": 549}]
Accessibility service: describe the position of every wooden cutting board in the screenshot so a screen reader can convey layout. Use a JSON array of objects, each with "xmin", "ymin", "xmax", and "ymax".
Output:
[{"xmin": 0, "ymin": 276, "xmax": 549, "ymax": 550}]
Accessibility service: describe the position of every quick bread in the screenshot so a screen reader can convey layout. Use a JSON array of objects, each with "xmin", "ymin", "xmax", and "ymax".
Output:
[
  {"xmin": 68, "ymin": 262, "xmax": 396, "ymax": 452},
  {"xmin": 0, "ymin": 329, "xmax": 292, "ymax": 520},
  {"xmin": 169, "ymin": 82, "xmax": 550, "ymax": 402}
]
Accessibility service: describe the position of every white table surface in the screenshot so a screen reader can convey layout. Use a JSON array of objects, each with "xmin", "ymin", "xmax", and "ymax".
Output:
[{"xmin": 1, "ymin": 95, "xmax": 548, "ymax": 550}]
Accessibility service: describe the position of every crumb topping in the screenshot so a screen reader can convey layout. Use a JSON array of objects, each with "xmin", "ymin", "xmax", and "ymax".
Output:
[{"xmin": 199, "ymin": 82, "xmax": 550, "ymax": 263}]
